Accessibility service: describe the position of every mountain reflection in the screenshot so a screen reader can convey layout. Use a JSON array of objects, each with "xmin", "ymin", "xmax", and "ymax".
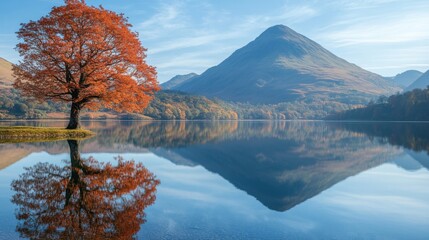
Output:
[
  {"xmin": 149, "ymin": 121, "xmax": 400, "ymax": 211},
  {"xmin": 11, "ymin": 140, "xmax": 159, "ymax": 240}
]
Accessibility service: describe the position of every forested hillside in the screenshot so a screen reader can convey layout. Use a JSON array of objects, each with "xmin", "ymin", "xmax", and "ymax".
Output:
[
  {"xmin": 0, "ymin": 89, "xmax": 239, "ymax": 120},
  {"xmin": 2, "ymin": 87, "xmax": 361, "ymax": 120},
  {"xmin": 144, "ymin": 91, "xmax": 238, "ymax": 120},
  {"xmin": 330, "ymin": 87, "xmax": 429, "ymax": 121}
]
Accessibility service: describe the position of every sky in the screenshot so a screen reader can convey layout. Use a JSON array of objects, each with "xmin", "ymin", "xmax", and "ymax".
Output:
[{"xmin": 1, "ymin": 0, "xmax": 428, "ymax": 83}]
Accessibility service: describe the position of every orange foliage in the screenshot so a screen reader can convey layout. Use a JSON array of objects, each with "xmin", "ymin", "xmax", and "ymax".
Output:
[
  {"xmin": 11, "ymin": 140, "xmax": 159, "ymax": 239},
  {"xmin": 13, "ymin": 0, "xmax": 159, "ymax": 120}
]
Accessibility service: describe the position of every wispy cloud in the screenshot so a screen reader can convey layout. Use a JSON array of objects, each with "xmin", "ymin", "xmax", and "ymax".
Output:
[
  {"xmin": 239, "ymin": 5, "xmax": 318, "ymax": 29},
  {"xmin": 148, "ymin": 31, "xmax": 239, "ymax": 54},
  {"xmin": 320, "ymin": 12, "xmax": 429, "ymax": 46},
  {"xmin": 155, "ymin": 46, "xmax": 236, "ymax": 69},
  {"xmin": 138, "ymin": 2, "xmax": 188, "ymax": 40},
  {"xmin": 328, "ymin": 0, "xmax": 402, "ymax": 10}
]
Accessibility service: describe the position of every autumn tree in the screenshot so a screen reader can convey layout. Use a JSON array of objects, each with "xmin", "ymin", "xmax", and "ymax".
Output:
[
  {"xmin": 13, "ymin": 0, "xmax": 159, "ymax": 129},
  {"xmin": 11, "ymin": 140, "xmax": 159, "ymax": 239}
]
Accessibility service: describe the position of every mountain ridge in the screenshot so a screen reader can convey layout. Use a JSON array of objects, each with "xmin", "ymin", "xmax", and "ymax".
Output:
[
  {"xmin": 387, "ymin": 70, "xmax": 423, "ymax": 88},
  {"xmin": 406, "ymin": 70, "xmax": 429, "ymax": 91},
  {"xmin": 161, "ymin": 73, "xmax": 198, "ymax": 90}
]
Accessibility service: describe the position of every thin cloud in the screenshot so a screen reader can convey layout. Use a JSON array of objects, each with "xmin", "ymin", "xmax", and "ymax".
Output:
[
  {"xmin": 138, "ymin": 3, "xmax": 188, "ymax": 39},
  {"xmin": 320, "ymin": 12, "xmax": 429, "ymax": 46},
  {"xmin": 154, "ymin": 46, "xmax": 236, "ymax": 69},
  {"xmin": 148, "ymin": 31, "xmax": 240, "ymax": 54},
  {"xmin": 238, "ymin": 5, "xmax": 318, "ymax": 31},
  {"xmin": 325, "ymin": 0, "xmax": 403, "ymax": 10}
]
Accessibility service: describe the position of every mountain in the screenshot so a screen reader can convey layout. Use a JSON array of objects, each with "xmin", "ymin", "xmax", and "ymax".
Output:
[
  {"xmin": 0, "ymin": 57, "xmax": 13, "ymax": 89},
  {"xmin": 173, "ymin": 25, "xmax": 400, "ymax": 104},
  {"xmin": 161, "ymin": 73, "xmax": 198, "ymax": 90},
  {"xmin": 388, "ymin": 70, "xmax": 423, "ymax": 88},
  {"xmin": 405, "ymin": 70, "xmax": 429, "ymax": 91}
]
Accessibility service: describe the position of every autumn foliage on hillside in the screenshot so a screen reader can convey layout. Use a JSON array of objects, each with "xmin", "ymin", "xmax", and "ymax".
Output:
[
  {"xmin": 13, "ymin": 0, "xmax": 158, "ymax": 128},
  {"xmin": 330, "ymin": 87, "xmax": 429, "ymax": 121}
]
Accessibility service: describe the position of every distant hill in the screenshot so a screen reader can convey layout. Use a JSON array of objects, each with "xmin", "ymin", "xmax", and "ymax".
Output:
[
  {"xmin": 0, "ymin": 57, "xmax": 13, "ymax": 89},
  {"xmin": 173, "ymin": 25, "xmax": 400, "ymax": 104},
  {"xmin": 388, "ymin": 70, "xmax": 423, "ymax": 88},
  {"xmin": 405, "ymin": 70, "xmax": 429, "ymax": 91},
  {"xmin": 161, "ymin": 73, "xmax": 198, "ymax": 90}
]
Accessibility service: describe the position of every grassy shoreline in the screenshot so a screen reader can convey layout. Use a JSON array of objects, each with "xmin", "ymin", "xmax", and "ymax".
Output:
[{"xmin": 0, "ymin": 126, "xmax": 95, "ymax": 143}]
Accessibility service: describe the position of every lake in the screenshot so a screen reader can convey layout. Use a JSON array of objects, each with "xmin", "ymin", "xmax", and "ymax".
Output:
[{"xmin": 0, "ymin": 120, "xmax": 428, "ymax": 239}]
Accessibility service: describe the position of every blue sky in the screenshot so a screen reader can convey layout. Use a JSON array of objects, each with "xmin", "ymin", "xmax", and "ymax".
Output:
[{"xmin": 1, "ymin": 0, "xmax": 428, "ymax": 83}]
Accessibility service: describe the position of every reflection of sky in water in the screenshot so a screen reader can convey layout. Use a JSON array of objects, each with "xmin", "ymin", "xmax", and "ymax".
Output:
[{"xmin": 1, "ymin": 150, "xmax": 429, "ymax": 239}]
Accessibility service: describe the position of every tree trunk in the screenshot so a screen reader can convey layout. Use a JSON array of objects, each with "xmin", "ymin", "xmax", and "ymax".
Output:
[
  {"xmin": 67, "ymin": 102, "xmax": 81, "ymax": 129},
  {"xmin": 65, "ymin": 139, "xmax": 82, "ymax": 207}
]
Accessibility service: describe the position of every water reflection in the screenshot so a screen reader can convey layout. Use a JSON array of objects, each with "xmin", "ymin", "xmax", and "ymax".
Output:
[
  {"xmin": 336, "ymin": 122, "xmax": 429, "ymax": 169},
  {"xmin": 335, "ymin": 122, "xmax": 429, "ymax": 151},
  {"xmin": 4, "ymin": 121, "xmax": 429, "ymax": 212},
  {"xmin": 147, "ymin": 121, "xmax": 401, "ymax": 211},
  {"xmin": 11, "ymin": 140, "xmax": 159, "ymax": 239}
]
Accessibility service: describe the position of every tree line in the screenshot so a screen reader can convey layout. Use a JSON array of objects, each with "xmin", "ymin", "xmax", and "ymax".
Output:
[
  {"xmin": 330, "ymin": 87, "xmax": 429, "ymax": 121},
  {"xmin": 1, "ymin": 88, "xmax": 361, "ymax": 120}
]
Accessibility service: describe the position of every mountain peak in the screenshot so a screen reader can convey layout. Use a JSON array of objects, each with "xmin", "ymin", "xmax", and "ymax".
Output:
[
  {"xmin": 257, "ymin": 24, "xmax": 302, "ymax": 41},
  {"xmin": 161, "ymin": 73, "xmax": 199, "ymax": 90},
  {"xmin": 264, "ymin": 24, "xmax": 294, "ymax": 34}
]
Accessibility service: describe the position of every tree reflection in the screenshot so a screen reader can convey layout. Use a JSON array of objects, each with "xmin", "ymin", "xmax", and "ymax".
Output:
[
  {"xmin": 11, "ymin": 140, "xmax": 159, "ymax": 239},
  {"xmin": 340, "ymin": 122, "xmax": 429, "ymax": 153}
]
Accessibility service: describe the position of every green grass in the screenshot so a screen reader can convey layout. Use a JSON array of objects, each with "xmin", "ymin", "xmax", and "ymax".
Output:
[{"xmin": 0, "ymin": 126, "xmax": 95, "ymax": 143}]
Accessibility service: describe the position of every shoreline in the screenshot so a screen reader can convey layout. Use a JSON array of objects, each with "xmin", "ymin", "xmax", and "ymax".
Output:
[{"xmin": 0, "ymin": 126, "xmax": 95, "ymax": 143}]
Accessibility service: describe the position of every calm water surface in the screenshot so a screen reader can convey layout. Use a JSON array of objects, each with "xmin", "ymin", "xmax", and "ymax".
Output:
[{"xmin": 0, "ymin": 121, "xmax": 428, "ymax": 239}]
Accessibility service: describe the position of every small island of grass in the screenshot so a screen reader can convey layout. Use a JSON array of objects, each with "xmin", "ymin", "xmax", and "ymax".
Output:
[{"xmin": 0, "ymin": 126, "xmax": 94, "ymax": 143}]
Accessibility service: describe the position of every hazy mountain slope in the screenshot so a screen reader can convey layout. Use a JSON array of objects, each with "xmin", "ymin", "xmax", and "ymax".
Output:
[
  {"xmin": 406, "ymin": 70, "xmax": 429, "ymax": 91},
  {"xmin": 0, "ymin": 57, "xmax": 13, "ymax": 89},
  {"xmin": 161, "ymin": 73, "xmax": 198, "ymax": 90},
  {"xmin": 390, "ymin": 70, "xmax": 423, "ymax": 88},
  {"xmin": 175, "ymin": 25, "xmax": 400, "ymax": 104}
]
